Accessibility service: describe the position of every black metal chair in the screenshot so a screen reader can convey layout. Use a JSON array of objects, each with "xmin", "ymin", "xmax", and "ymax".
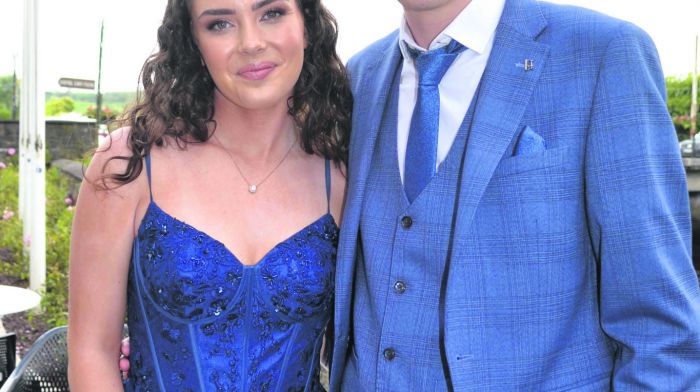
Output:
[
  {"xmin": 0, "ymin": 325, "xmax": 129, "ymax": 392},
  {"xmin": 0, "ymin": 333, "xmax": 16, "ymax": 388},
  {"xmin": 0, "ymin": 327, "xmax": 68, "ymax": 392}
]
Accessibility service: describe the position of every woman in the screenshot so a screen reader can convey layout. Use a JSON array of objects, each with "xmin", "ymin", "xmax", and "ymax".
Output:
[{"xmin": 67, "ymin": 0, "xmax": 351, "ymax": 390}]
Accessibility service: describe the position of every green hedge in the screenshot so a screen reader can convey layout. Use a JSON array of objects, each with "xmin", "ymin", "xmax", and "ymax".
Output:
[{"xmin": 0, "ymin": 151, "xmax": 74, "ymax": 326}]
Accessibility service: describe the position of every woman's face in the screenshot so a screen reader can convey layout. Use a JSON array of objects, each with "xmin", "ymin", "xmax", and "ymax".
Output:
[{"xmin": 190, "ymin": 0, "xmax": 306, "ymax": 112}]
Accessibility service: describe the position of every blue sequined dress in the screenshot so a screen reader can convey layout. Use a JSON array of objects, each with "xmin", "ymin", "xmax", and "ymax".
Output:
[{"xmin": 124, "ymin": 156, "xmax": 337, "ymax": 391}]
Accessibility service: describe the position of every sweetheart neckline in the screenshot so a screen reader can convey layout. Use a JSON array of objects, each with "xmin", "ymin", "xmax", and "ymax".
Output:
[{"xmin": 138, "ymin": 201, "xmax": 338, "ymax": 268}]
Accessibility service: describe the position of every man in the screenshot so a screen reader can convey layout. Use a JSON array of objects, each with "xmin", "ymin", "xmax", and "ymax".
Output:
[
  {"xmin": 118, "ymin": 0, "xmax": 699, "ymax": 389},
  {"xmin": 330, "ymin": 0, "xmax": 700, "ymax": 390}
]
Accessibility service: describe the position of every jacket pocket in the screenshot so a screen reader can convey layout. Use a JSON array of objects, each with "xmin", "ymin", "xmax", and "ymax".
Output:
[{"xmin": 492, "ymin": 146, "xmax": 571, "ymax": 178}]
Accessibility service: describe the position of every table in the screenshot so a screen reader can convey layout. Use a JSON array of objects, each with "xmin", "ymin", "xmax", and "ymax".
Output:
[{"xmin": 0, "ymin": 285, "xmax": 41, "ymax": 316}]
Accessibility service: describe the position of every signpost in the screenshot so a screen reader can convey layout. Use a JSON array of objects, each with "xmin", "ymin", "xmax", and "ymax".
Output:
[
  {"xmin": 58, "ymin": 78, "xmax": 95, "ymax": 90},
  {"xmin": 96, "ymin": 20, "xmax": 104, "ymax": 125}
]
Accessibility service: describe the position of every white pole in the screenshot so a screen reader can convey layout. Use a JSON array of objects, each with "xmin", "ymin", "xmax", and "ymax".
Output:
[
  {"xmin": 18, "ymin": 6, "xmax": 30, "ymax": 222},
  {"xmin": 21, "ymin": 0, "xmax": 46, "ymax": 292},
  {"xmin": 691, "ymin": 34, "xmax": 698, "ymax": 141}
]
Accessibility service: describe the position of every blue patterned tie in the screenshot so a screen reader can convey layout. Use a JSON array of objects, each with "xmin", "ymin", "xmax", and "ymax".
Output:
[{"xmin": 404, "ymin": 40, "xmax": 466, "ymax": 202}]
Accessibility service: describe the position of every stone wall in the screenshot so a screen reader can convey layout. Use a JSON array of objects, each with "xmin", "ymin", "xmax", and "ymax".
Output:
[{"xmin": 0, "ymin": 120, "xmax": 97, "ymax": 161}]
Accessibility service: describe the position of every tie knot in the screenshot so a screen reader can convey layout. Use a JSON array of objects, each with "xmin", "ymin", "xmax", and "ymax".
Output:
[{"xmin": 410, "ymin": 40, "xmax": 466, "ymax": 86}]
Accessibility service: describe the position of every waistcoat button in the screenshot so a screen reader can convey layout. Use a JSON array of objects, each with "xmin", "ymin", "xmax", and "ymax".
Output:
[
  {"xmin": 401, "ymin": 216, "xmax": 413, "ymax": 229},
  {"xmin": 383, "ymin": 348, "xmax": 396, "ymax": 361},
  {"xmin": 394, "ymin": 281, "xmax": 407, "ymax": 294}
]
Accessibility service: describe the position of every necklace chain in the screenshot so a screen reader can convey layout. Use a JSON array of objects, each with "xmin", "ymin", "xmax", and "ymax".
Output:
[{"xmin": 213, "ymin": 133, "xmax": 297, "ymax": 194}]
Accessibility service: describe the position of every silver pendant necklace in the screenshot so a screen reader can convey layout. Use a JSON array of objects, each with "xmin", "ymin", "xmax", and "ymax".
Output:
[{"xmin": 213, "ymin": 133, "xmax": 298, "ymax": 194}]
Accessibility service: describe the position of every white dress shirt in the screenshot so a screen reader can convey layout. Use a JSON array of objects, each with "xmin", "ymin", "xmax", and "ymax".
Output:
[{"xmin": 397, "ymin": 0, "xmax": 506, "ymax": 182}]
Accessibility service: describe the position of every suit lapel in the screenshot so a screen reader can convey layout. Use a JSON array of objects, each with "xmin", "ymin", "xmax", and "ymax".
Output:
[
  {"xmin": 453, "ymin": 0, "xmax": 549, "ymax": 231},
  {"xmin": 338, "ymin": 37, "xmax": 402, "ymax": 254},
  {"xmin": 335, "ymin": 36, "xmax": 402, "ymax": 329}
]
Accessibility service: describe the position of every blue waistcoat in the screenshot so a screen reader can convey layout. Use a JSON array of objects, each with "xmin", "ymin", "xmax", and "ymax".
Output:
[{"xmin": 342, "ymin": 65, "xmax": 477, "ymax": 391}]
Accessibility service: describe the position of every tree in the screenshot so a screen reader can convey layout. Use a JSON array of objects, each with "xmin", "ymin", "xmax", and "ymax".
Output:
[
  {"xmin": 0, "ymin": 106, "xmax": 10, "ymax": 120},
  {"xmin": 0, "ymin": 74, "xmax": 18, "ymax": 120},
  {"xmin": 45, "ymin": 96, "xmax": 75, "ymax": 116},
  {"xmin": 667, "ymin": 75, "xmax": 700, "ymax": 141}
]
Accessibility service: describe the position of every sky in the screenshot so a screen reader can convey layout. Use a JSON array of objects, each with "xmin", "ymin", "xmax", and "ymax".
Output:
[{"xmin": 0, "ymin": 0, "xmax": 698, "ymax": 92}]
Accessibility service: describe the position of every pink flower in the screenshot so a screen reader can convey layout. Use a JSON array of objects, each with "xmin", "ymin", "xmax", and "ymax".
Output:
[
  {"xmin": 7, "ymin": 147, "xmax": 16, "ymax": 156},
  {"xmin": 0, "ymin": 162, "xmax": 6, "ymax": 170},
  {"xmin": 2, "ymin": 209, "xmax": 14, "ymax": 220},
  {"xmin": 23, "ymin": 234, "xmax": 31, "ymax": 247},
  {"xmin": 64, "ymin": 197, "xmax": 74, "ymax": 205}
]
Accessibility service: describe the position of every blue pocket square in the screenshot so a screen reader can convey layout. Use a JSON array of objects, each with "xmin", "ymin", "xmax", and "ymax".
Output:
[{"xmin": 514, "ymin": 126, "xmax": 546, "ymax": 156}]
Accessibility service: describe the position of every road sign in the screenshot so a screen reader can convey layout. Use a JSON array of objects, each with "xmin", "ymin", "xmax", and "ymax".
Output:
[{"xmin": 58, "ymin": 78, "xmax": 95, "ymax": 90}]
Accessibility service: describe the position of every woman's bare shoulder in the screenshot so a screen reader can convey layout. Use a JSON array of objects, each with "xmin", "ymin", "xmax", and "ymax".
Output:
[
  {"xmin": 81, "ymin": 126, "xmax": 149, "ymax": 201},
  {"xmin": 86, "ymin": 127, "xmax": 133, "ymax": 178},
  {"xmin": 75, "ymin": 126, "xmax": 151, "ymax": 238}
]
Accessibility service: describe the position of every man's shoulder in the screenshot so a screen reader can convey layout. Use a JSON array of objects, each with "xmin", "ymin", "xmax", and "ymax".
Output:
[
  {"xmin": 539, "ymin": 0, "xmax": 625, "ymax": 28},
  {"xmin": 346, "ymin": 30, "xmax": 399, "ymax": 74},
  {"xmin": 536, "ymin": 1, "xmax": 652, "ymax": 48}
]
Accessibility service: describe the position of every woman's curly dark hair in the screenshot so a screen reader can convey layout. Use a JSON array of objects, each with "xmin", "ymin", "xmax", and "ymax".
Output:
[{"xmin": 101, "ymin": 0, "xmax": 352, "ymax": 186}]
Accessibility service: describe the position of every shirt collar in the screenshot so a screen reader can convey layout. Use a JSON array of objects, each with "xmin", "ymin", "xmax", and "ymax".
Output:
[{"xmin": 399, "ymin": 0, "xmax": 505, "ymax": 57}]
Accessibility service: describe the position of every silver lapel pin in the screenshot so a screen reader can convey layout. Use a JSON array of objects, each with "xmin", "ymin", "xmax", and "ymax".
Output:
[
  {"xmin": 524, "ymin": 59, "xmax": 534, "ymax": 71},
  {"xmin": 516, "ymin": 59, "xmax": 535, "ymax": 71}
]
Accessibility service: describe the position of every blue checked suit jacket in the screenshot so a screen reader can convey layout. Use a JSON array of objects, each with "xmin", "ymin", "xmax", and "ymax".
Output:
[{"xmin": 330, "ymin": 0, "xmax": 700, "ymax": 390}]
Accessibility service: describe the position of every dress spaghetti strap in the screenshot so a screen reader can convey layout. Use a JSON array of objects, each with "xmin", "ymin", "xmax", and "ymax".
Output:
[
  {"xmin": 144, "ymin": 154, "xmax": 153, "ymax": 202},
  {"xmin": 324, "ymin": 159, "xmax": 331, "ymax": 214}
]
